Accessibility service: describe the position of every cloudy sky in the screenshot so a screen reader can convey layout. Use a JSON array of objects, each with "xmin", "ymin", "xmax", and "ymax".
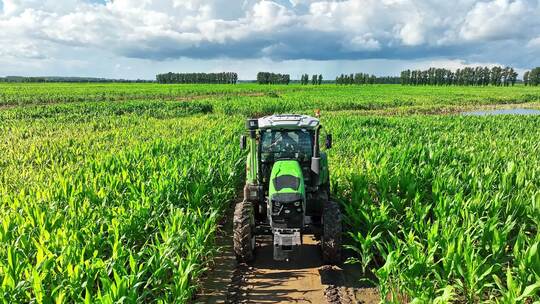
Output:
[{"xmin": 1, "ymin": 0, "xmax": 539, "ymax": 80}]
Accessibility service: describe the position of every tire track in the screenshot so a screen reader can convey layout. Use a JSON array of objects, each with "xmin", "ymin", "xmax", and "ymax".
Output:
[{"xmin": 194, "ymin": 197, "xmax": 379, "ymax": 304}]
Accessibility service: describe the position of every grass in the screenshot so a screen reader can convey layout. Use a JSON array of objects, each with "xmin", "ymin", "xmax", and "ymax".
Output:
[{"xmin": 0, "ymin": 83, "xmax": 539, "ymax": 303}]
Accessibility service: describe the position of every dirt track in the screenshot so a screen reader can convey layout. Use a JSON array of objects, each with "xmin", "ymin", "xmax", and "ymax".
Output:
[
  {"xmin": 241, "ymin": 235, "xmax": 327, "ymax": 303},
  {"xmin": 194, "ymin": 206, "xmax": 379, "ymax": 304}
]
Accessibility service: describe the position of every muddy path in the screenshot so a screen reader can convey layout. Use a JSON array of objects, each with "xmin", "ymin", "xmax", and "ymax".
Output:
[{"xmin": 194, "ymin": 202, "xmax": 379, "ymax": 304}]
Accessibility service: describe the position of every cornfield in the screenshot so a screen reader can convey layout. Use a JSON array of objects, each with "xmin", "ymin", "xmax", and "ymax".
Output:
[
  {"xmin": 1, "ymin": 83, "xmax": 539, "ymax": 303},
  {"xmin": 329, "ymin": 115, "xmax": 540, "ymax": 302},
  {"xmin": 0, "ymin": 109, "xmax": 244, "ymax": 302}
]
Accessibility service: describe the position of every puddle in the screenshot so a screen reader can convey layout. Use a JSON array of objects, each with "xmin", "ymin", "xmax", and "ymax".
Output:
[{"xmin": 462, "ymin": 108, "xmax": 540, "ymax": 116}]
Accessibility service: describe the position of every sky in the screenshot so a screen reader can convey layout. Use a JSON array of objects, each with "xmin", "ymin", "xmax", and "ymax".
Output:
[{"xmin": 1, "ymin": 0, "xmax": 539, "ymax": 80}]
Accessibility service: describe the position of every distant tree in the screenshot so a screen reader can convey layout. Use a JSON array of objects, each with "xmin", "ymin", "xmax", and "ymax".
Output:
[
  {"xmin": 303, "ymin": 74, "xmax": 310, "ymax": 85},
  {"xmin": 156, "ymin": 72, "xmax": 237, "ymax": 84},
  {"xmin": 491, "ymin": 66, "xmax": 502, "ymax": 86},
  {"xmin": 508, "ymin": 68, "xmax": 517, "ymax": 86},
  {"xmin": 399, "ymin": 65, "xmax": 520, "ymax": 87},
  {"xmin": 523, "ymin": 71, "xmax": 530, "ymax": 86},
  {"xmin": 318, "ymin": 74, "xmax": 323, "ymax": 85},
  {"xmin": 530, "ymin": 67, "xmax": 540, "ymax": 86},
  {"xmin": 482, "ymin": 67, "xmax": 490, "ymax": 86},
  {"xmin": 405, "ymin": 69, "xmax": 411, "ymax": 85},
  {"xmin": 501, "ymin": 67, "xmax": 510, "ymax": 86},
  {"xmin": 256, "ymin": 72, "xmax": 290, "ymax": 84},
  {"xmin": 354, "ymin": 73, "xmax": 360, "ymax": 85},
  {"xmin": 334, "ymin": 72, "xmax": 399, "ymax": 85}
]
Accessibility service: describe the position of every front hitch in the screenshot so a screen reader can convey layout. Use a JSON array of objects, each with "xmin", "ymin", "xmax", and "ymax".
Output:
[{"xmin": 273, "ymin": 228, "xmax": 302, "ymax": 261}]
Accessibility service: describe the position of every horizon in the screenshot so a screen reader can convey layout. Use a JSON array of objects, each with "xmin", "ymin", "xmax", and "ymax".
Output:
[{"xmin": 1, "ymin": 0, "xmax": 539, "ymax": 80}]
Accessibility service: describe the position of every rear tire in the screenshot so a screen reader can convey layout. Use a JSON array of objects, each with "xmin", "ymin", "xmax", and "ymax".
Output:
[
  {"xmin": 233, "ymin": 201, "xmax": 255, "ymax": 263},
  {"xmin": 322, "ymin": 200, "xmax": 342, "ymax": 264}
]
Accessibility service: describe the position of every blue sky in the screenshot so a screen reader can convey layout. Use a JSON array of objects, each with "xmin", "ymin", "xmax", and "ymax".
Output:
[{"xmin": 1, "ymin": 0, "xmax": 539, "ymax": 80}]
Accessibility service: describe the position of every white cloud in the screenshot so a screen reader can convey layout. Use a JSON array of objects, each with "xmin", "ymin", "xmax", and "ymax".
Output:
[
  {"xmin": 459, "ymin": 0, "xmax": 537, "ymax": 41},
  {"xmin": 345, "ymin": 35, "xmax": 381, "ymax": 51},
  {"xmin": 250, "ymin": 1, "xmax": 294, "ymax": 30},
  {"xmin": 399, "ymin": 20, "xmax": 425, "ymax": 46},
  {"xmin": 527, "ymin": 36, "xmax": 540, "ymax": 48},
  {"xmin": 0, "ymin": 0, "xmax": 539, "ymax": 77}
]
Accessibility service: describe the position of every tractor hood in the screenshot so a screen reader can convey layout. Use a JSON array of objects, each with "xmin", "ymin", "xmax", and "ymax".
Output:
[{"xmin": 268, "ymin": 160, "xmax": 305, "ymax": 203}]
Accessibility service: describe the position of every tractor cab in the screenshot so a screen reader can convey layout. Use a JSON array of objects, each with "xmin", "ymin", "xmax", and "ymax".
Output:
[{"xmin": 236, "ymin": 114, "xmax": 341, "ymax": 263}]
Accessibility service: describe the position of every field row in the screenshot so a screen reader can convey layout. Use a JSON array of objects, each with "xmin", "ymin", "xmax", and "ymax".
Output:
[
  {"xmin": 2, "ymin": 84, "xmax": 540, "ymax": 110},
  {"xmin": 1, "ymin": 114, "xmax": 245, "ymax": 302},
  {"xmin": 329, "ymin": 115, "xmax": 540, "ymax": 302},
  {"xmin": 0, "ymin": 85, "xmax": 539, "ymax": 302}
]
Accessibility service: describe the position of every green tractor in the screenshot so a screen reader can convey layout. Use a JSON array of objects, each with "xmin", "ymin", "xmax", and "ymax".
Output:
[{"xmin": 234, "ymin": 114, "xmax": 342, "ymax": 264}]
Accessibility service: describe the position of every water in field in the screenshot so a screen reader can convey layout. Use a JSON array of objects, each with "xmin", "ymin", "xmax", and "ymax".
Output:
[{"xmin": 462, "ymin": 108, "xmax": 540, "ymax": 116}]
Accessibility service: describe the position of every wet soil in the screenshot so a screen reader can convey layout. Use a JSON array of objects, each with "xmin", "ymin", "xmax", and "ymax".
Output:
[{"xmin": 193, "ymin": 205, "xmax": 379, "ymax": 304}]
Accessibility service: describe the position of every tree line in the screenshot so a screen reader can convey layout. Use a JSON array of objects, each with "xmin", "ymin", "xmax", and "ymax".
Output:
[
  {"xmin": 300, "ymin": 74, "xmax": 323, "ymax": 85},
  {"xmin": 0, "ymin": 76, "xmax": 154, "ymax": 83},
  {"xmin": 400, "ymin": 66, "xmax": 518, "ymax": 86},
  {"xmin": 523, "ymin": 67, "xmax": 540, "ymax": 86},
  {"xmin": 256, "ymin": 72, "xmax": 290, "ymax": 85},
  {"xmin": 335, "ymin": 73, "xmax": 400, "ymax": 85},
  {"xmin": 156, "ymin": 72, "xmax": 238, "ymax": 84}
]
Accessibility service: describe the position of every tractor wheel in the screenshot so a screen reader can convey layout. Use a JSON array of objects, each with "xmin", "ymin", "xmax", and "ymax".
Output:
[
  {"xmin": 321, "ymin": 200, "xmax": 342, "ymax": 264},
  {"xmin": 233, "ymin": 200, "xmax": 255, "ymax": 263}
]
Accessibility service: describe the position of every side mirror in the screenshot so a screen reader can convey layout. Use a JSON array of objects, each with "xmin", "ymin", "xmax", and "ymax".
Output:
[
  {"xmin": 240, "ymin": 135, "xmax": 247, "ymax": 150},
  {"xmin": 325, "ymin": 134, "xmax": 332, "ymax": 149}
]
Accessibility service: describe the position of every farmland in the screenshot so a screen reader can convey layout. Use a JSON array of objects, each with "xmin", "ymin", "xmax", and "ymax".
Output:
[{"xmin": 1, "ymin": 83, "xmax": 540, "ymax": 303}]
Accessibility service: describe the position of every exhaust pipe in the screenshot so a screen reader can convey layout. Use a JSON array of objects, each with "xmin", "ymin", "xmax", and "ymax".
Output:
[{"xmin": 311, "ymin": 126, "xmax": 321, "ymax": 176}]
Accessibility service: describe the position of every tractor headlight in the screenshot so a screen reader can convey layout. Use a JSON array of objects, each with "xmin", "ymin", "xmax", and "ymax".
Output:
[{"xmin": 293, "ymin": 201, "xmax": 301, "ymax": 207}]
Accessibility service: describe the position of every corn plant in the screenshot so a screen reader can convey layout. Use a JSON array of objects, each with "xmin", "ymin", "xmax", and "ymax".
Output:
[
  {"xmin": 0, "ymin": 109, "xmax": 245, "ymax": 303},
  {"xmin": 329, "ymin": 114, "xmax": 540, "ymax": 303}
]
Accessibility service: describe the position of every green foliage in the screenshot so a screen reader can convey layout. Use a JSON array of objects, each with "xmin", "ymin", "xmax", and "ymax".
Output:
[
  {"xmin": 256, "ymin": 72, "xmax": 290, "ymax": 85},
  {"xmin": 401, "ymin": 66, "xmax": 519, "ymax": 86},
  {"xmin": 527, "ymin": 67, "xmax": 540, "ymax": 86},
  {"xmin": 329, "ymin": 115, "xmax": 540, "ymax": 302},
  {"xmin": 156, "ymin": 72, "xmax": 238, "ymax": 84},
  {"xmin": 336, "ymin": 73, "xmax": 400, "ymax": 85},
  {"xmin": 0, "ymin": 113, "xmax": 245, "ymax": 303},
  {"xmin": 1, "ymin": 83, "xmax": 540, "ymax": 111},
  {"xmin": 1, "ymin": 83, "xmax": 540, "ymax": 303}
]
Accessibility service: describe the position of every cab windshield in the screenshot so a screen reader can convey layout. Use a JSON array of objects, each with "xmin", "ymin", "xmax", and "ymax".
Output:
[{"xmin": 261, "ymin": 129, "xmax": 313, "ymax": 161}]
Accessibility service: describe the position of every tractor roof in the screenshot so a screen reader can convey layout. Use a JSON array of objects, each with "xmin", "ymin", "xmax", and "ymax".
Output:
[{"xmin": 258, "ymin": 114, "xmax": 319, "ymax": 130}]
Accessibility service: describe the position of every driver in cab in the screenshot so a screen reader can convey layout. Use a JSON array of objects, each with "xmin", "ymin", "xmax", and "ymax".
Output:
[{"xmin": 271, "ymin": 131, "xmax": 298, "ymax": 152}]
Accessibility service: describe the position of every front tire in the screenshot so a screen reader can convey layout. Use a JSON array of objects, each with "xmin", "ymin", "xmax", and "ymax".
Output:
[
  {"xmin": 233, "ymin": 201, "xmax": 255, "ymax": 263},
  {"xmin": 321, "ymin": 200, "xmax": 342, "ymax": 264}
]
